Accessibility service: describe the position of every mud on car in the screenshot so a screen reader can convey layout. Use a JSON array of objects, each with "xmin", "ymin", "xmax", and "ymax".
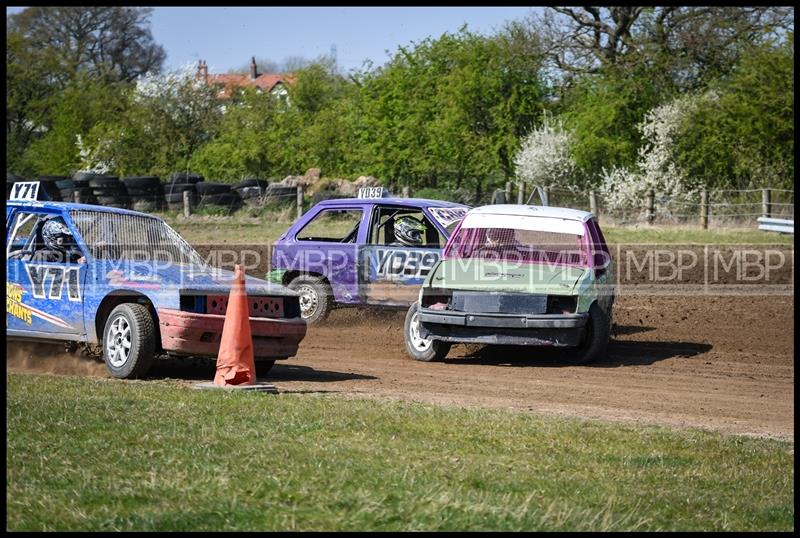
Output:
[
  {"xmin": 268, "ymin": 189, "xmax": 470, "ymax": 323},
  {"xmin": 404, "ymin": 204, "xmax": 614, "ymax": 364},
  {"xmin": 6, "ymin": 190, "xmax": 306, "ymax": 379}
]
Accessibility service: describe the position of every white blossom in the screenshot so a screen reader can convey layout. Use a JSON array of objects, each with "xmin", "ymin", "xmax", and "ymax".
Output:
[
  {"xmin": 513, "ymin": 113, "xmax": 577, "ymax": 188},
  {"xmin": 600, "ymin": 91, "xmax": 718, "ymax": 213},
  {"xmin": 75, "ymin": 134, "xmax": 115, "ymax": 174}
]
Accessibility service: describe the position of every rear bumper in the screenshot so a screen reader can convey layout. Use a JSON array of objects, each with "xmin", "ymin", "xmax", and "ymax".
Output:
[
  {"xmin": 418, "ymin": 308, "xmax": 588, "ymax": 347},
  {"xmin": 157, "ymin": 308, "xmax": 306, "ymax": 360}
]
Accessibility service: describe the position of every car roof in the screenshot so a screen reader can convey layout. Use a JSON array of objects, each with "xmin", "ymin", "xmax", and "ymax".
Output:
[
  {"xmin": 6, "ymin": 200, "xmax": 166, "ymax": 220},
  {"xmin": 467, "ymin": 204, "xmax": 594, "ymax": 223},
  {"xmin": 313, "ymin": 197, "xmax": 469, "ymax": 209}
]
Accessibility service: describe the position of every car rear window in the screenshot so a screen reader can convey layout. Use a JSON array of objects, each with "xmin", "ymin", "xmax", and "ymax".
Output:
[{"xmin": 443, "ymin": 227, "xmax": 589, "ymax": 266}]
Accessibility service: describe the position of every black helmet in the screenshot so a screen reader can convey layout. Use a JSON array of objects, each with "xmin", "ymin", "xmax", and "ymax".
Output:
[
  {"xmin": 394, "ymin": 216, "xmax": 426, "ymax": 247},
  {"xmin": 42, "ymin": 218, "xmax": 74, "ymax": 251}
]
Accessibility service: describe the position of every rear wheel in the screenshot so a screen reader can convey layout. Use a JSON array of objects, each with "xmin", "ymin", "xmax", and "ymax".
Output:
[
  {"xmin": 565, "ymin": 302, "xmax": 610, "ymax": 365},
  {"xmin": 404, "ymin": 302, "xmax": 451, "ymax": 362},
  {"xmin": 288, "ymin": 275, "xmax": 332, "ymax": 324},
  {"xmin": 102, "ymin": 303, "xmax": 157, "ymax": 379}
]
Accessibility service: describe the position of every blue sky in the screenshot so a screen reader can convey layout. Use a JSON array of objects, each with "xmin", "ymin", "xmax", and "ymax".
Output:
[{"xmin": 7, "ymin": 6, "xmax": 540, "ymax": 74}]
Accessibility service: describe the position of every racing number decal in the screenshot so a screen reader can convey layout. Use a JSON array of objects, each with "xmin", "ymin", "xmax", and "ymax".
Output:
[
  {"xmin": 25, "ymin": 264, "xmax": 81, "ymax": 302},
  {"xmin": 374, "ymin": 248, "xmax": 439, "ymax": 279}
]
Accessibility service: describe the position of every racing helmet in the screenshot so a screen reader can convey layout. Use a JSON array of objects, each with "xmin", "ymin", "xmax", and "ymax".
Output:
[
  {"xmin": 41, "ymin": 218, "xmax": 74, "ymax": 251},
  {"xmin": 485, "ymin": 227, "xmax": 508, "ymax": 246},
  {"xmin": 393, "ymin": 216, "xmax": 426, "ymax": 247}
]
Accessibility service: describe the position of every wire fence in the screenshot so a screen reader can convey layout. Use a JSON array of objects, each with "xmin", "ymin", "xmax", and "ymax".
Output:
[{"xmin": 482, "ymin": 185, "xmax": 794, "ymax": 229}]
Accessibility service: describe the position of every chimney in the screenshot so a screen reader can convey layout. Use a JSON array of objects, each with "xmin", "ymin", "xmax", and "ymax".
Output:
[
  {"xmin": 197, "ymin": 60, "xmax": 208, "ymax": 83},
  {"xmin": 250, "ymin": 56, "xmax": 258, "ymax": 79}
]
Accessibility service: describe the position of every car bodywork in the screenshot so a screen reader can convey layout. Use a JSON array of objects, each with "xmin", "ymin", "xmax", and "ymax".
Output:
[
  {"xmin": 6, "ymin": 199, "xmax": 306, "ymax": 363},
  {"xmin": 414, "ymin": 204, "xmax": 614, "ymax": 347},
  {"xmin": 268, "ymin": 197, "xmax": 470, "ymax": 309}
]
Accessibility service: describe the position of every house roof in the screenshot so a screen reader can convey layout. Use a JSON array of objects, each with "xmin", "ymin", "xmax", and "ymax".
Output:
[{"xmin": 205, "ymin": 73, "xmax": 295, "ymax": 99}]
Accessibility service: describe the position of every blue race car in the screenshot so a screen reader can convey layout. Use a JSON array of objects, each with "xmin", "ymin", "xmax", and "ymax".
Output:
[
  {"xmin": 267, "ymin": 188, "xmax": 470, "ymax": 323},
  {"xmin": 6, "ymin": 183, "xmax": 306, "ymax": 378}
]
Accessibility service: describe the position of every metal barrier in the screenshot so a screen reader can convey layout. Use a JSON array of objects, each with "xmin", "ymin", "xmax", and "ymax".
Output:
[{"xmin": 757, "ymin": 217, "xmax": 794, "ymax": 234}]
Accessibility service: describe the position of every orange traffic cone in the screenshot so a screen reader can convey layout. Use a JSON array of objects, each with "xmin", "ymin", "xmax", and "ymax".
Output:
[{"xmin": 214, "ymin": 264, "xmax": 257, "ymax": 386}]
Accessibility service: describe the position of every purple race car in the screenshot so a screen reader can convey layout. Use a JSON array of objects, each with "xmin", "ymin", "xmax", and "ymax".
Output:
[{"xmin": 267, "ymin": 189, "xmax": 470, "ymax": 323}]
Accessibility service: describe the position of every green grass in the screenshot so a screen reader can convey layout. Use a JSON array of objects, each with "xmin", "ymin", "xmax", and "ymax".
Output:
[
  {"xmin": 156, "ymin": 210, "xmax": 794, "ymax": 246},
  {"xmin": 7, "ymin": 374, "xmax": 794, "ymax": 531}
]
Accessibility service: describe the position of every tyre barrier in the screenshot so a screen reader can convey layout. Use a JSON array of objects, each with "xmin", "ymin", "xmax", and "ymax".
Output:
[
  {"xmin": 197, "ymin": 191, "xmax": 243, "ymax": 214},
  {"xmin": 35, "ymin": 176, "xmax": 67, "ymax": 201},
  {"xmin": 169, "ymin": 171, "xmax": 204, "ymax": 184},
  {"xmin": 195, "ymin": 182, "xmax": 232, "ymax": 195}
]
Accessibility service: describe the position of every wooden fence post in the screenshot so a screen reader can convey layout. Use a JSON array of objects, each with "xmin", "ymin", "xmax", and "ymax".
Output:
[
  {"xmin": 297, "ymin": 185, "xmax": 304, "ymax": 219},
  {"xmin": 73, "ymin": 190, "xmax": 82, "ymax": 204},
  {"xmin": 517, "ymin": 181, "xmax": 525, "ymax": 204},
  {"xmin": 505, "ymin": 182, "xmax": 512, "ymax": 203},
  {"xmin": 183, "ymin": 190, "xmax": 192, "ymax": 217},
  {"xmin": 402, "ymin": 185, "xmax": 410, "ymax": 198},
  {"xmin": 646, "ymin": 189, "xmax": 655, "ymax": 225},
  {"xmin": 762, "ymin": 188, "xmax": 772, "ymax": 218},
  {"xmin": 589, "ymin": 191, "xmax": 598, "ymax": 218},
  {"xmin": 542, "ymin": 186, "xmax": 550, "ymax": 206},
  {"xmin": 700, "ymin": 189, "xmax": 709, "ymax": 230}
]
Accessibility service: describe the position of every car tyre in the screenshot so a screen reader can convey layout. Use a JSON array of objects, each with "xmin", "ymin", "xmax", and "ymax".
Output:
[
  {"xmin": 404, "ymin": 302, "xmax": 451, "ymax": 362},
  {"xmin": 287, "ymin": 275, "xmax": 332, "ymax": 324},
  {"xmin": 102, "ymin": 303, "xmax": 157, "ymax": 379},
  {"xmin": 566, "ymin": 302, "xmax": 610, "ymax": 365}
]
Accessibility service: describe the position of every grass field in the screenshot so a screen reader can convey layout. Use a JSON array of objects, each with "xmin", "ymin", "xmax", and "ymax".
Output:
[
  {"xmin": 158, "ymin": 211, "xmax": 794, "ymax": 246},
  {"xmin": 7, "ymin": 373, "xmax": 794, "ymax": 531}
]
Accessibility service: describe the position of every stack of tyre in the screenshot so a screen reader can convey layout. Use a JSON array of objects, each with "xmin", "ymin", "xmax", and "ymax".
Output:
[
  {"xmin": 122, "ymin": 176, "xmax": 163, "ymax": 212},
  {"xmin": 164, "ymin": 172, "xmax": 204, "ymax": 210},
  {"xmin": 196, "ymin": 181, "xmax": 242, "ymax": 213},
  {"xmin": 232, "ymin": 178, "xmax": 270, "ymax": 206},
  {"xmin": 56, "ymin": 172, "xmax": 98, "ymax": 204},
  {"xmin": 35, "ymin": 176, "xmax": 68, "ymax": 201},
  {"xmin": 80, "ymin": 174, "xmax": 130, "ymax": 209}
]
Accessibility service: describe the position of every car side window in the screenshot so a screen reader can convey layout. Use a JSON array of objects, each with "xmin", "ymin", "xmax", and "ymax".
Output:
[
  {"xmin": 296, "ymin": 209, "xmax": 363, "ymax": 243},
  {"xmin": 369, "ymin": 206, "xmax": 443, "ymax": 248},
  {"xmin": 6, "ymin": 211, "xmax": 38, "ymax": 258}
]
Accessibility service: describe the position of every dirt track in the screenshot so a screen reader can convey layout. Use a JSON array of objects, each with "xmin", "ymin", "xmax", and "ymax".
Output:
[{"xmin": 8, "ymin": 294, "xmax": 793, "ymax": 440}]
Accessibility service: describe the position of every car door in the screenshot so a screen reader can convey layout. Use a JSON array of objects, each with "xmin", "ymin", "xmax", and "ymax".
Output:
[
  {"xmin": 6, "ymin": 208, "xmax": 88, "ymax": 339},
  {"xmin": 359, "ymin": 204, "xmax": 443, "ymax": 307},
  {"xmin": 286, "ymin": 206, "xmax": 365, "ymax": 304}
]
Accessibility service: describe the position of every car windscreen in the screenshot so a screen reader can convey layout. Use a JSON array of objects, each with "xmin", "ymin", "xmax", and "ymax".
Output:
[
  {"xmin": 443, "ymin": 227, "xmax": 589, "ymax": 267},
  {"xmin": 70, "ymin": 209, "xmax": 208, "ymax": 266}
]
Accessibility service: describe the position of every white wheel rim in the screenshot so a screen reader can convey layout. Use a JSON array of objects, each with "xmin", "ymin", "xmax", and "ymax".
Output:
[
  {"xmin": 297, "ymin": 284, "xmax": 318, "ymax": 318},
  {"xmin": 106, "ymin": 315, "xmax": 132, "ymax": 367},
  {"xmin": 409, "ymin": 310, "xmax": 432, "ymax": 352}
]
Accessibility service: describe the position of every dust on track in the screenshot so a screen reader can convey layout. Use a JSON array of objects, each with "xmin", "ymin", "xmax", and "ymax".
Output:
[{"xmin": 7, "ymin": 292, "xmax": 793, "ymax": 441}]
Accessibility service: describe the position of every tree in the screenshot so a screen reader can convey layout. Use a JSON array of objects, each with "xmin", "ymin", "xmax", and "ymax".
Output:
[
  {"xmin": 83, "ymin": 65, "xmax": 223, "ymax": 177},
  {"xmin": 354, "ymin": 27, "xmax": 547, "ymax": 197},
  {"xmin": 7, "ymin": 6, "xmax": 165, "ymax": 83},
  {"xmin": 20, "ymin": 75, "xmax": 130, "ymax": 175},
  {"xmin": 673, "ymin": 36, "xmax": 794, "ymax": 190}
]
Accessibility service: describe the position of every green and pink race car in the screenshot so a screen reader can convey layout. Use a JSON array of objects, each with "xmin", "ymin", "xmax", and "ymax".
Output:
[{"xmin": 404, "ymin": 204, "xmax": 615, "ymax": 364}]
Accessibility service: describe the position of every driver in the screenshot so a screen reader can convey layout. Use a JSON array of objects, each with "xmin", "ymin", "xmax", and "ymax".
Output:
[
  {"xmin": 392, "ymin": 216, "xmax": 426, "ymax": 247},
  {"xmin": 31, "ymin": 217, "xmax": 85, "ymax": 263}
]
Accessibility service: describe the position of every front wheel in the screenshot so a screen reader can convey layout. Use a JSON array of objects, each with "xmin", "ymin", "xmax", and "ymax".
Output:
[
  {"xmin": 288, "ymin": 275, "xmax": 332, "ymax": 324},
  {"xmin": 404, "ymin": 302, "xmax": 451, "ymax": 362},
  {"xmin": 102, "ymin": 303, "xmax": 157, "ymax": 379},
  {"xmin": 565, "ymin": 302, "xmax": 610, "ymax": 365}
]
